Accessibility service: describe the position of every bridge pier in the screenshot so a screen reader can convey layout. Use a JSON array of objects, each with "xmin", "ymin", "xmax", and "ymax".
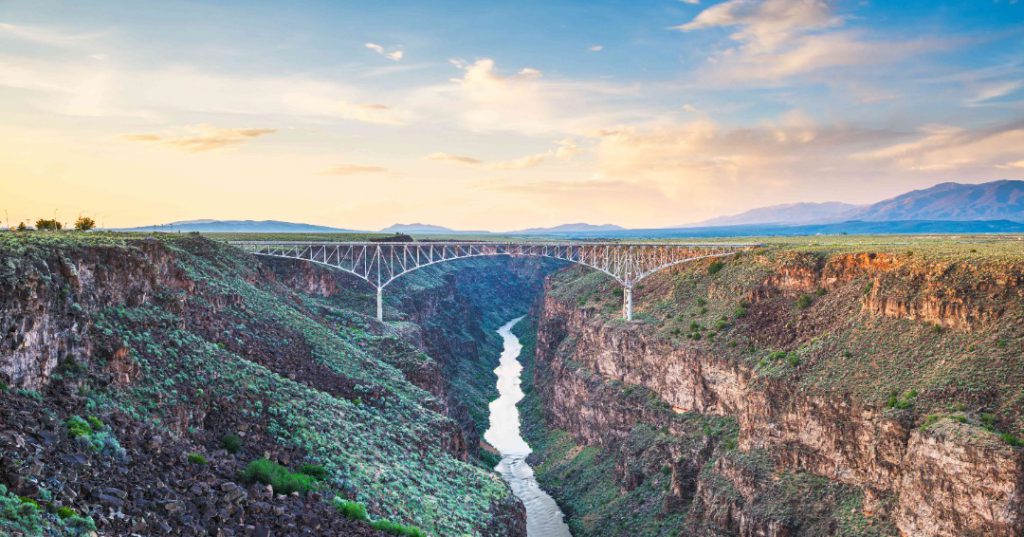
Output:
[
  {"xmin": 623, "ymin": 284, "xmax": 633, "ymax": 321},
  {"xmin": 376, "ymin": 287, "xmax": 384, "ymax": 322}
]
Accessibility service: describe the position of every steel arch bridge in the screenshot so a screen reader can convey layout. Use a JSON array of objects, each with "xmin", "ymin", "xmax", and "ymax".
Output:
[{"xmin": 229, "ymin": 241, "xmax": 758, "ymax": 321}]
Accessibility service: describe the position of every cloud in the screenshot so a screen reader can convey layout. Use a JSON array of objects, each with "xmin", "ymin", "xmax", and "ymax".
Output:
[
  {"xmin": 676, "ymin": 0, "xmax": 839, "ymax": 52},
  {"xmin": 120, "ymin": 125, "xmax": 276, "ymax": 152},
  {"xmin": 334, "ymin": 101, "xmax": 407, "ymax": 125},
  {"xmin": 967, "ymin": 81, "xmax": 1023, "ymax": 105},
  {"xmin": 320, "ymin": 163, "xmax": 388, "ymax": 175},
  {"xmin": 417, "ymin": 58, "xmax": 638, "ymax": 136},
  {"xmin": 554, "ymin": 139, "xmax": 582, "ymax": 160},
  {"xmin": 427, "ymin": 152, "xmax": 482, "ymax": 165},
  {"xmin": 856, "ymin": 120, "xmax": 1024, "ymax": 172},
  {"xmin": 427, "ymin": 139, "xmax": 583, "ymax": 170},
  {"xmin": 588, "ymin": 45, "xmax": 604, "ymax": 52},
  {"xmin": 0, "ymin": 22, "xmax": 101, "ymax": 46},
  {"xmin": 365, "ymin": 42, "xmax": 404, "ymax": 61},
  {"xmin": 488, "ymin": 154, "xmax": 547, "ymax": 170},
  {"xmin": 0, "ymin": 52, "xmax": 411, "ymax": 124},
  {"xmin": 674, "ymin": 0, "xmax": 932, "ymax": 82}
]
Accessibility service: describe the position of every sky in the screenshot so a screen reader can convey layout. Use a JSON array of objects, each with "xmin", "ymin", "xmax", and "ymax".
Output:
[{"xmin": 1, "ymin": 0, "xmax": 1023, "ymax": 231}]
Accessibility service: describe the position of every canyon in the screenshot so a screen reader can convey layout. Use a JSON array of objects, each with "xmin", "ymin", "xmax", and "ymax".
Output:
[{"xmin": 1, "ymin": 233, "xmax": 1022, "ymax": 536}]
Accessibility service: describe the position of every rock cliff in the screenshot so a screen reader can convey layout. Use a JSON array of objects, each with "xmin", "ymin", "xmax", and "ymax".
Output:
[{"xmin": 528, "ymin": 245, "xmax": 1024, "ymax": 537}]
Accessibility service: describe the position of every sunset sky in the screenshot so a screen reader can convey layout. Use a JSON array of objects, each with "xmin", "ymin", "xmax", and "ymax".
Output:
[{"xmin": 2, "ymin": 0, "xmax": 1023, "ymax": 230}]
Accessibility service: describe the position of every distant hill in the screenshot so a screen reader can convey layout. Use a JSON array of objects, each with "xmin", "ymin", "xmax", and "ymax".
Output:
[
  {"xmin": 514, "ymin": 223, "xmax": 625, "ymax": 234},
  {"xmin": 118, "ymin": 219, "xmax": 357, "ymax": 233},
  {"xmin": 690, "ymin": 202, "xmax": 861, "ymax": 227},
  {"xmin": 379, "ymin": 223, "xmax": 488, "ymax": 234},
  {"xmin": 850, "ymin": 180, "xmax": 1024, "ymax": 222}
]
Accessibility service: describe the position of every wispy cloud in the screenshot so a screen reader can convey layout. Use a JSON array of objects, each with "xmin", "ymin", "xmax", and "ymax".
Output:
[
  {"xmin": 0, "ymin": 22, "xmax": 101, "ymax": 46},
  {"xmin": 119, "ymin": 125, "xmax": 276, "ymax": 152},
  {"xmin": 365, "ymin": 42, "xmax": 404, "ymax": 61},
  {"xmin": 856, "ymin": 120, "xmax": 1024, "ymax": 172},
  {"xmin": 320, "ymin": 163, "xmax": 389, "ymax": 175},
  {"xmin": 967, "ymin": 81, "xmax": 1023, "ymax": 105},
  {"xmin": 676, "ymin": 0, "xmax": 840, "ymax": 52},
  {"xmin": 427, "ymin": 152, "xmax": 481, "ymax": 165},
  {"xmin": 675, "ymin": 0, "xmax": 934, "ymax": 82},
  {"xmin": 0, "ymin": 52, "xmax": 411, "ymax": 124},
  {"xmin": 588, "ymin": 44, "xmax": 604, "ymax": 52},
  {"xmin": 427, "ymin": 139, "xmax": 582, "ymax": 170}
]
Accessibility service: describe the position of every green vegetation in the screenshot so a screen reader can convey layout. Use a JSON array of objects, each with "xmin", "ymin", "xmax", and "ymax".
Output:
[
  {"xmin": 221, "ymin": 433, "xmax": 243, "ymax": 453},
  {"xmin": 333, "ymin": 497, "xmax": 426, "ymax": 536},
  {"xmin": 370, "ymin": 519, "xmax": 428, "ymax": 537},
  {"xmin": 886, "ymin": 390, "xmax": 918, "ymax": 410},
  {"xmin": 333, "ymin": 497, "xmax": 369, "ymax": 521},
  {"xmin": 240, "ymin": 459, "xmax": 317, "ymax": 495},
  {"xmin": 708, "ymin": 260, "xmax": 725, "ymax": 275},
  {"xmin": 298, "ymin": 463, "xmax": 328, "ymax": 480},
  {"xmin": 64, "ymin": 415, "xmax": 125, "ymax": 457},
  {"xmin": 187, "ymin": 452, "xmax": 208, "ymax": 465},
  {"xmin": 0, "ymin": 484, "xmax": 95, "ymax": 536},
  {"xmin": 796, "ymin": 294, "xmax": 814, "ymax": 309}
]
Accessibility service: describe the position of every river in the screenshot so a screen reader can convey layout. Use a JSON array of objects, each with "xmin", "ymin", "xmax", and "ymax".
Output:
[{"xmin": 484, "ymin": 317, "xmax": 572, "ymax": 537}]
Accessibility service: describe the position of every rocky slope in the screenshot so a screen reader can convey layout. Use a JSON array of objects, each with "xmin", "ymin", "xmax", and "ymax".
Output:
[
  {"xmin": 0, "ymin": 233, "xmax": 529, "ymax": 536},
  {"xmin": 525, "ymin": 239, "xmax": 1024, "ymax": 537}
]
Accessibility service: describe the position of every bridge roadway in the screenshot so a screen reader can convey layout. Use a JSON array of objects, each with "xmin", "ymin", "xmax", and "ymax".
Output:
[{"xmin": 229, "ymin": 241, "xmax": 758, "ymax": 321}]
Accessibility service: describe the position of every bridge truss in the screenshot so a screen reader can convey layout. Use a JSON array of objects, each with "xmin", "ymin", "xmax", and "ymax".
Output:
[{"xmin": 229, "ymin": 241, "xmax": 758, "ymax": 321}]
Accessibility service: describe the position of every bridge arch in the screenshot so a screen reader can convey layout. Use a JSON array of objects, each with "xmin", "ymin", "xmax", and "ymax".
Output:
[{"xmin": 229, "ymin": 241, "xmax": 756, "ymax": 321}]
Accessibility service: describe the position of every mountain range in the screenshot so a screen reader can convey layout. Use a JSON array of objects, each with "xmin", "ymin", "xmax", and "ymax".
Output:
[
  {"xmin": 693, "ymin": 180, "xmax": 1024, "ymax": 227},
  {"xmin": 115, "ymin": 180, "xmax": 1024, "ymax": 236}
]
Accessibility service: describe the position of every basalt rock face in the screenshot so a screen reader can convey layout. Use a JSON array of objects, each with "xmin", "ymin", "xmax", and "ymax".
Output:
[
  {"xmin": 0, "ymin": 240, "xmax": 190, "ymax": 391},
  {"xmin": 531, "ymin": 249, "xmax": 1024, "ymax": 537},
  {"xmin": 0, "ymin": 235, "xmax": 527, "ymax": 537}
]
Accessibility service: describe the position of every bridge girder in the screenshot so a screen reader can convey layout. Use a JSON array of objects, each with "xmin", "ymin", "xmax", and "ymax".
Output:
[{"xmin": 228, "ymin": 241, "xmax": 758, "ymax": 321}]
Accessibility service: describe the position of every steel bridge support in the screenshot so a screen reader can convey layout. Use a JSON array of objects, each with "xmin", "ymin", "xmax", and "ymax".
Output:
[
  {"xmin": 228, "ymin": 241, "xmax": 758, "ymax": 323},
  {"xmin": 623, "ymin": 284, "xmax": 634, "ymax": 321},
  {"xmin": 376, "ymin": 286, "xmax": 384, "ymax": 322}
]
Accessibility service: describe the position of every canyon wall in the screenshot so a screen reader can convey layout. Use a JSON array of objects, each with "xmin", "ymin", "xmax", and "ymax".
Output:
[
  {"xmin": 0, "ymin": 235, "xmax": 529, "ymax": 536},
  {"xmin": 529, "ymin": 248, "xmax": 1024, "ymax": 537}
]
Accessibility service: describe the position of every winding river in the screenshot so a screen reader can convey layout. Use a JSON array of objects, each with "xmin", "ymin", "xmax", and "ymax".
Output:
[{"xmin": 484, "ymin": 317, "xmax": 572, "ymax": 537}]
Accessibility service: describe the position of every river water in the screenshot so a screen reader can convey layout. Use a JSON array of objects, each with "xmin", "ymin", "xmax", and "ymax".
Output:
[{"xmin": 484, "ymin": 317, "xmax": 572, "ymax": 537}]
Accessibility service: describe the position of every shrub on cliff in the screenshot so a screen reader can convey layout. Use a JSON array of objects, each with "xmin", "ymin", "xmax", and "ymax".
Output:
[
  {"xmin": 371, "ymin": 519, "xmax": 428, "ymax": 537},
  {"xmin": 298, "ymin": 463, "xmax": 328, "ymax": 480},
  {"xmin": 708, "ymin": 261, "xmax": 724, "ymax": 275},
  {"xmin": 240, "ymin": 458, "xmax": 315, "ymax": 494},
  {"xmin": 333, "ymin": 497, "xmax": 369, "ymax": 521},
  {"xmin": 221, "ymin": 433, "xmax": 243, "ymax": 453}
]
